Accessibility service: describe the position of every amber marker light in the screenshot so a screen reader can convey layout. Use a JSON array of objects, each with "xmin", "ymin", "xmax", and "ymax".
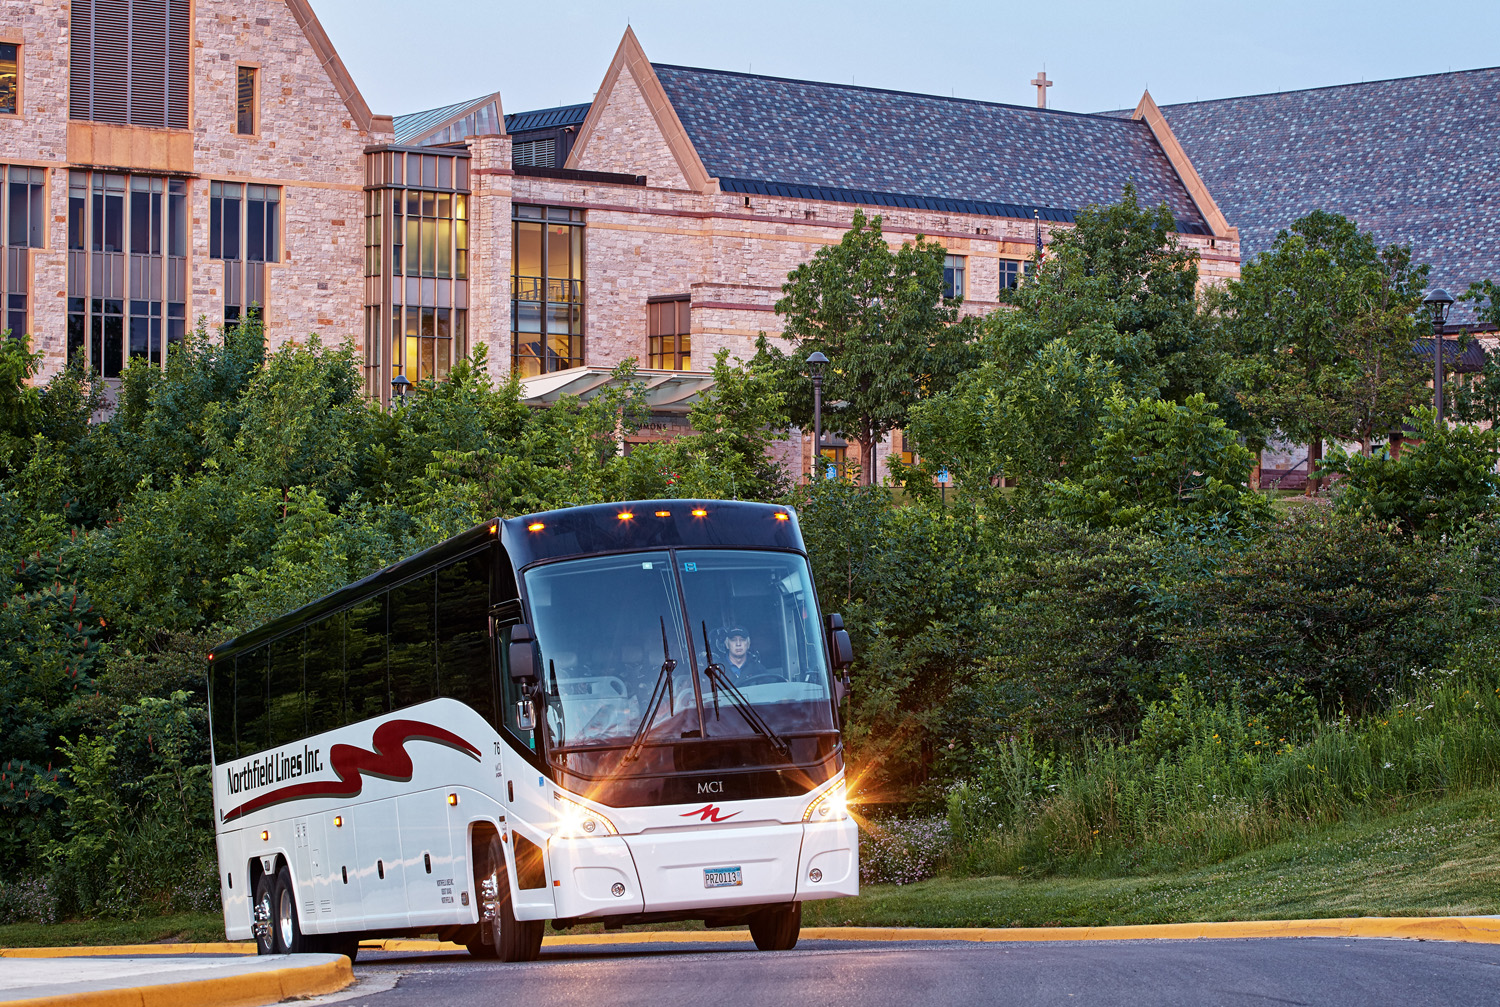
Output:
[
  {"xmin": 655, "ymin": 510, "xmax": 671, "ymax": 518},
  {"xmin": 774, "ymin": 512, "xmax": 790, "ymax": 522},
  {"xmin": 261, "ymin": 830, "xmax": 269, "ymax": 842},
  {"xmin": 333, "ymin": 816, "xmax": 343, "ymax": 828},
  {"xmin": 527, "ymin": 521, "xmax": 545, "ymax": 532},
  {"xmin": 447, "ymin": 793, "xmax": 459, "ymax": 806},
  {"xmin": 691, "ymin": 508, "xmax": 708, "ymax": 518},
  {"xmin": 617, "ymin": 511, "xmax": 634, "ymax": 521}
]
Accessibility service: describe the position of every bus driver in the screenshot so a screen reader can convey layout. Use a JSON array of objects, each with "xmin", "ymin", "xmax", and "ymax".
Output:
[{"xmin": 721, "ymin": 625, "xmax": 768, "ymax": 682}]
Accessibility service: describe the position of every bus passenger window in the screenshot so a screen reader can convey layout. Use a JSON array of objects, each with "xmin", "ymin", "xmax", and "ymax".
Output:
[
  {"xmin": 437, "ymin": 554, "xmax": 496, "ymax": 725},
  {"xmin": 346, "ymin": 595, "xmax": 389, "ymax": 721},
  {"xmin": 306, "ymin": 612, "xmax": 346, "ymax": 735},
  {"xmin": 268, "ymin": 632, "xmax": 306, "ymax": 748},
  {"xmin": 390, "ymin": 574, "xmax": 436, "ymax": 710},
  {"xmin": 210, "ymin": 658, "xmax": 237, "ymax": 762},
  {"xmin": 236, "ymin": 649, "xmax": 269, "ymax": 756}
]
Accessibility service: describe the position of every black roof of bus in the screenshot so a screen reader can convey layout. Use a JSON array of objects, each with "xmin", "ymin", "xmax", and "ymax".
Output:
[
  {"xmin": 209, "ymin": 500, "xmax": 803, "ymax": 662},
  {"xmin": 500, "ymin": 499, "xmax": 805, "ymax": 568}
]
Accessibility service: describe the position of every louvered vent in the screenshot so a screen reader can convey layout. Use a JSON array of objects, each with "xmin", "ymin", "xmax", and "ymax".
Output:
[
  {"xmin": 513, "ymin": 138, "xmax": 556, "ymax": 168},
  {"xmin": 70, "ymin": 0, "xmax": 190, "ymax": 128}
]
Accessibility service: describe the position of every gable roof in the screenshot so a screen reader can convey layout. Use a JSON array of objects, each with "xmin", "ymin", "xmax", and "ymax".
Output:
[
  {"xmin": 649, "ymin": 64, "xmax": 1211, "ymax": 232},
  {"xmin": 393, "ymin": 92, "xmax": 504, "ymax": 146},
  {"xmin": 284, "ymin": 0, "xmax": 391, "ymax": 135},
  {"xmin": 1152, "ymin": 67, "xmax": 1500, "ymax": 308}
]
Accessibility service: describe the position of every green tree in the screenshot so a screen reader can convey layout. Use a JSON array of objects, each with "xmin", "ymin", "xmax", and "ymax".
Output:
[
  {"xmin": 753, "ymin": 210, "xmax": 971, "ymax": 485},
  {"xmin": 1225, "ymin": 211, "xmax": 1429, "ymax": 493},
  {"xmin": 1047, "ymin": 393, "xmax": 1271, "ymax": 529}
]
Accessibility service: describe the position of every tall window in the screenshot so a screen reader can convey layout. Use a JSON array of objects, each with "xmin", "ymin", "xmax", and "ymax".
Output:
[
  {"xmin": 69, "ymin": 0, "xmax": 190, "ymax": 129},
  {"xmin": 66, "ymin": 170, "xmax": 187, "ymax": 375},
  {"xmin": 236, "ymin": 66, "xmax": 257, "ymax": 135},
  {"xmin": 211, "ymin": 182, "xmax": 280, "ymax": 323},
  {"xmin": 0, "ymin": 44, "xmax": 18, "ymax": 115},
  {"xmin": 360, "ymin": 148, "xmax": 473, "ymax": 398},
  {"xmin": 2, "ymin": 165, "xmax": 44, "ymax": 338},
  {"xmin": 512, "ymin": 204, "xmax": 583, "ymax": 377},
  {"xmin": 647, "ymin": 295, "xmax": 690, "ymax": 370},
  {"xmin": 943, "ymin": 254, "xmax": 965, "ymax": 300}
]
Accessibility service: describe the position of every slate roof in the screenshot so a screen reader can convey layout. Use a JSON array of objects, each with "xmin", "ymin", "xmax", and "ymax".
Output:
[
  {"xmin": 506, "ymin": 103, "xmax": 590, "ymax": 135},
  {"xmin": 1150, "ymin": 68, "xmax": 1500, "ymax": 317},
  {"xmin": 650, "ymin": 65, "xmax": 1210, "ymax": 233}
]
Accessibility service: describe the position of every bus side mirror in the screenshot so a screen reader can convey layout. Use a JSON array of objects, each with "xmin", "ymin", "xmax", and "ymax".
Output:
[
  {"xmin": 826, "ymin": 613, "xmax": 854, "ymax": 671},
  {"xmin": 509, "ymin": 623, "xmax": 538, "ymax": 684}
]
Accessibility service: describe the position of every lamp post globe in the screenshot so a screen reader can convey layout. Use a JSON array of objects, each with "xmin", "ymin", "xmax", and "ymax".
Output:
[
  {"xmin": 391, "ymin": 372, "xmax": 413, "ymax": 408},
  {"xmin": 1423, "ymin": 289, "xmax": 1454, "ymax": 424},
  {"xmin": 805, "ymin": 352, "xmax": 829, "ymax": 481}
]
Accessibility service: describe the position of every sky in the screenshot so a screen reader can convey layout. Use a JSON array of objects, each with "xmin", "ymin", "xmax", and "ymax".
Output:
[{"xmin": 309, "ymin": 0, "xmax": 1500, "ymax": 120}]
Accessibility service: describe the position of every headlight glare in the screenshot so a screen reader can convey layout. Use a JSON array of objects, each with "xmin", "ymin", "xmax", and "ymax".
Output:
[
  {"xmin": 554, "ymin": 792, "xmax": 618, "ymax": 838},
  {"xmin": 802, "ymin": 780, "xmax": 848, "ymax": 822}
]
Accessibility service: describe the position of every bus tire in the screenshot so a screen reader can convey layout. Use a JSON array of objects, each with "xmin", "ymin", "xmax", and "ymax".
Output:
[
  {"xmin": 273, "ymin": 865, "xmax": 308, "ymax": 954},
  {"xmin": 323, "ymin": 934, "xmax": 360, "ymax": 962},
  {"xmin": 252, "ymin": 872, "xmax": 277, "ymax": 955},
  {"xmin": 749, "ymin": 902, "xmax": 801, "ymax": 951},
  {"xmin": 468, "ymin": 828, "xmax": 543, "ymax": 962}
]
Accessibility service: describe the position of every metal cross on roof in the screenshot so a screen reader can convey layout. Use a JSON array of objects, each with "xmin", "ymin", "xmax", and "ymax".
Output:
[{"xmin": 1031, "ymin": 71, "xmax": 1053, "ymax": 109}]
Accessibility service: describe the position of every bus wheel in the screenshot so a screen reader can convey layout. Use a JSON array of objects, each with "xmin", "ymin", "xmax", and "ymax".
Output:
[
  {"xmin": 273, "ymin": 865, "xmax": 308, "ymax": 954},
  {"xmin": 469, "ymin": 828, "xmax": 543, "ymax": 963},
  {"xmin": 252, "ymin": 872, "xmax": 277, "ymax": 955},
  {"xmin": 749, "ymin": 903, "xmax": 801, "ymax": 951}
]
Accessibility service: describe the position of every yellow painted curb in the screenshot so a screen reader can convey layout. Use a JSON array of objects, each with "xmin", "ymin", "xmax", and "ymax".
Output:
[
  {"xmin": 0, "ymin": 956, "xmax": 351, "ymax": 1007},
  {"xmin": 0, "ymin": 945, "xmax": 257, "ymax": 959}
]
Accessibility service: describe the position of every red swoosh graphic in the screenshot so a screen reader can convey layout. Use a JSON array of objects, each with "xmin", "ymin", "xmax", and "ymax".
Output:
[
  {"xmin": 680, "ymin": 804, "xmax": 740, "ymax": 823},
  {"xmin": 221, "ymin": 719, "xmax": 481, "ymax": 823}
]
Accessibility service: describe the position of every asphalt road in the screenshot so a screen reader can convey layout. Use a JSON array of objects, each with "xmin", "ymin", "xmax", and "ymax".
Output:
[{"xmin": 324, "ymin": 937, "xmax": 1500, "ymax": 1007}]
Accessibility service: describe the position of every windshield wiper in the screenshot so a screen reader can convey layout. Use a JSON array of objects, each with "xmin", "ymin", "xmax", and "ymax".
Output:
[
  {"xmin": 624, "ymin": 617, "xmax": 677, "ymax": 763},
  {"xmin": 700, "ymin": 622, "xmax": 793, "ymax": 763}
]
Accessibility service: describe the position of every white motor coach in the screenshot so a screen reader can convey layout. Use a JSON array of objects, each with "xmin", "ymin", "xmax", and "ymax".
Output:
[{"xmin": 208, "ymin": 500, "xmax": 858, "ymax": 961}]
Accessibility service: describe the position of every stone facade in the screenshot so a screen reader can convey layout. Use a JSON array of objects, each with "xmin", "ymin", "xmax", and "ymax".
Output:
[{"xmin": 1, "ymin": 0, "xmax": 391, "ymax": 379}]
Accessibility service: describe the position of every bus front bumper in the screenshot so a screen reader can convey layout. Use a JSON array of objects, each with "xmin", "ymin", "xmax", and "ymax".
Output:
[{"xmin": 545, "ymin": 818, "xmax": 858, "ymax": 920}]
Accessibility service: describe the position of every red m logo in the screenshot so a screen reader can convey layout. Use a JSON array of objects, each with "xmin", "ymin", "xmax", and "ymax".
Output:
[{"xmin": 680, "ymin": 803, "xmax": 740, "ymax": 823}]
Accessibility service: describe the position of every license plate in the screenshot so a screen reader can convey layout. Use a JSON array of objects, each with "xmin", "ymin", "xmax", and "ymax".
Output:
[{"xmin": 703, "ymin": 866, "xmax": 743, "ymax": 889}]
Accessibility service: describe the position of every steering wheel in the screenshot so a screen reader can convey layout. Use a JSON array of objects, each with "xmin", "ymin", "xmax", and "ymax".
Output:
[{"xmin": 738, "ymin": 673, "xmax": 784, "ymax": 687}]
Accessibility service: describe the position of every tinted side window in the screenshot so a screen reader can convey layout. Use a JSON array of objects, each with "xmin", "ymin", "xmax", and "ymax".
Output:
[
  {"xmin": 438, "ymin": 552, "xmax": 494, "ymax": 724},
  {"xmin": 346, "ymin": 594, "xmax": 388, "ymax": 722},
  {"xmin": 236, "ymin": 649, "xmax": 268, "ymax": 756},
  {"xmin": 210, "ymin": 657, "xmax": 236, "ymax": 763},
  {"xmin": 306, "ymin": 611, "xmax": 345, "ymax": 735},
  {"xmin": 268, "ymin": 631, "xmax": 305, "ymax": 748},
  {"xmin": 390, "ymin": 575, "xmax": 435, "ymax": 710}
]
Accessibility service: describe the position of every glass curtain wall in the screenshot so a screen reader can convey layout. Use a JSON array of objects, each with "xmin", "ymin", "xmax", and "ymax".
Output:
[
  {"xmin": 66, "ymin": 170, "xmax": 187, "ymax": 376},
  {"xmin": 362, "ymin": 148, "xmax": 471, "ymax": 401},
  {"xmin": 512, "ymin": 204, "xmax": 583, "ymax": 377}
]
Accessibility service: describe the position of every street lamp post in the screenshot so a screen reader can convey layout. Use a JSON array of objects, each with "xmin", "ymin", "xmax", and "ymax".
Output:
[
  {"xmin": 806, "ymin": 351, "xmax": 828, "ymax": 481},
  {"xmin": 1424, "ymin": 289, "xmax": 1454, "ymax": 425},
  {"xmin": 391, "ymin": 372, "xmax": 412, "ymax": 409}
]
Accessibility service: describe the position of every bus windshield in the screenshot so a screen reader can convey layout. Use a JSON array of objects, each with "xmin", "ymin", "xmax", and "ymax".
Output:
[{"xmin": 522, "ymin": 549, "xmax": 836, "ymax": 766}]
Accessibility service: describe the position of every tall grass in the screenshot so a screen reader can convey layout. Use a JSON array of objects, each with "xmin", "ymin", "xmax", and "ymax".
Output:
[{"xmin": 943, "ymin": 660, "xmax": 1500, "ymax": 878}]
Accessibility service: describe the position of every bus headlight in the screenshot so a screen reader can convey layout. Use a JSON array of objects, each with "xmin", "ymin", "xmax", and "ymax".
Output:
[
  {"xmin": 554, "ymin": 793, "xmax": 618, "ymax": 838},
  {"xmin": 802, "ymin": 781, "xmax": 847, "ymax": 822}
]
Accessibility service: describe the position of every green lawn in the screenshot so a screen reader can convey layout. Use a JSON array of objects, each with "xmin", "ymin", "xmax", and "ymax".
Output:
[{"xmin": 6, "ymin": 789, "xmax": 1500, "ymax": 947}]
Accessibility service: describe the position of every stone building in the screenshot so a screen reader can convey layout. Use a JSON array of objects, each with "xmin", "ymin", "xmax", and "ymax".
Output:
[
  {"xmin": 0, "ymin": 0, "xmax": 396, "ymax": 382},
  {"xmin": 3, "ymin": 11, "xmax": 1237, "ymax": 479}
]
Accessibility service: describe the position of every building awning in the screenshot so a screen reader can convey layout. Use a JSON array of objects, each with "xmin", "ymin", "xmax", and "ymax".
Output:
[{"xmin": 518, "ymin": 366, "xmax": 716, "ymax": 412}]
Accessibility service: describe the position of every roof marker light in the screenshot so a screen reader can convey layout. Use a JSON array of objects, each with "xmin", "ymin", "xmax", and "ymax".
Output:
[
  {"xmin": 691, "ymin": 508, "xmax": 708, "ymax": 518},
  {"xmin": 774, "ymin": 512, "xmax": 790, "ymax": 521},
  {"xmin": 655, "ymin": 510, "xmax": 671, "ymax": 518},
  {"xmin": 617, "ymin": 511, "xmax": 634, "ymax": 521},
  {"xmin": 527, "ymin": 522, "xmax": 545, "ymax": 532}
]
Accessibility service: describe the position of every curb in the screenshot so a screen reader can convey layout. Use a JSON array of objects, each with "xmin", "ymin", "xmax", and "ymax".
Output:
[
  {"xmin": 0, "ymin": 955, "xmax": 352, "ymax": 1007},
  {"xmin": 4, "ymin": 915, "xmax": 1499, "ymax": 961}
]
